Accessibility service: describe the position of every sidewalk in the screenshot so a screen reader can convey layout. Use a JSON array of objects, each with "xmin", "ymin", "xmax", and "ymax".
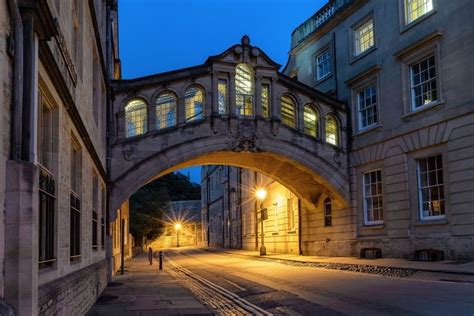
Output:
[
  {"xmin": 205, "ymin": 247, "xmax": 474, "ymax": 276},
  {"xmin": 87, "ymin": 254, "xmax": 212, "ymax": 315}
]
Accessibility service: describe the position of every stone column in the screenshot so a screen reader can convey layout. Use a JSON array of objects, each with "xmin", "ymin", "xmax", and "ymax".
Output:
[
  {"xmin": 148, "ymin": 101, "xmax": 156, "ymax": 132},
  {"xmin": 211, "ymin": 71, "xmax": 219, "ymax": 115},
  {"xmin": 177, "ymin": 97, "xmax": 186, "ymax": 125},
  {"xmin": 297, "ymin": 102, "xmax": 305, "ymax": 133},
  {"xmin": 270, "ymin": 77, "xmax": 280, "ymax": 120},
  {"xmin": 255, "ymin": 75, "xmax": 262, "ymax": 117},
  {"xmin": 229, "ymin": 71, "xmax": 236, "ymax": 117}
]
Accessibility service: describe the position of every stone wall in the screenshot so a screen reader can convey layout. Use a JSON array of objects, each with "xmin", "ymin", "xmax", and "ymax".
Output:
[{"xmin": 38, "ymin": 259, "xmax": 107, "ymax": 315}]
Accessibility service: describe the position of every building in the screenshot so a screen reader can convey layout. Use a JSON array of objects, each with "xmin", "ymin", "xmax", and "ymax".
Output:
[
  {"xmin": 203, "ymin": 0, "xmax": 474, "ymax": 260},
  {"xmin": 0, "ymin": 0, "xmax": 128, "ymax": 314}
]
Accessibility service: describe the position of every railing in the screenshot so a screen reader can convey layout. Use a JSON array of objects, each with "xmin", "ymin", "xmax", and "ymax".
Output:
[{"xmin": 291, "ymin": 0, "xmax": 353, "ymax": 49}]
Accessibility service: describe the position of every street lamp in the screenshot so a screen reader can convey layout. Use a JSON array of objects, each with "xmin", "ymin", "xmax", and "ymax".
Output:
[
  {"xmin": 174, "ymin": 223, "xmax": 182, "ymax": 247},
  {"xmin": 256, "ymin": 188, "xmax": 267, "ymax": 256}
]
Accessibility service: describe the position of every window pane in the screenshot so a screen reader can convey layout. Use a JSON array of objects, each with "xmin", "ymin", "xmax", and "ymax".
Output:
[
  {"xmin": 358, "ymin": 85, "xmax": 378, "ymax": 129},
  {"xmin": 218, "ymin": 80, "xmax": 227, "ymax": 114},
  {"xmin": 261, "ymin": 84, "xmax": 270, "ymax": 118},
  {"xmin": 304, "ymin": 105, "xmax": 318, "ymax": 137},
  {"xmin": 354, "ymin": 19, "xmax": 374, "ymax": 56},
  {"xmin": 156, "ymin": 93, "xmax": 177, "ymax": 129},
  {"xmin": 411, "ymin": 55, "xmax": 437, "ymax": 109},
  {"xmin": 406, "ymin": 0, "xmax": 433, "ymax": 24},
  {"xmin": 417, "ymin": 154, "xmax": 445, "ymax": 219},
  {"xmin": 325, "ymin": 115, "xmax": 339, "ymax": 146},
  {"xmin": 363, "ymin": 170, "xmax": 383, "ymax": 224},
  {"xmin": 281, "ymin": 95, "xmax": 296, "ymax": 128},
  {"xmin": 316, "ymin": 50, "xmax": 331, "ymax": 80},
  {"xmin": 125, "ymin": 99, "xmax": 147, "ymax": 137},
  {"xmin": 235, "ymin": 64, "xmax": 254, "ymax": 116},
  {"xmin": 185, "ymin": 87, "xmax": 204, "ymax": 121}
]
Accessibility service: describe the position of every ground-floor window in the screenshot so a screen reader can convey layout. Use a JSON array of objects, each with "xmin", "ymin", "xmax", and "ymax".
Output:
[
  {"xmin": 363, "ymin": 170, "xmax": 384, "ymax": 225},
  {"xmin": 417, "ymin": 154, "xmax": 445, "ymax": 219},
  {"xmin": 70, "ymin": 192, "xmax": 81, "ymax": 260},
  {"xmin": 39, "ymin": 167, "xmax": 56, "ymax": 268}
]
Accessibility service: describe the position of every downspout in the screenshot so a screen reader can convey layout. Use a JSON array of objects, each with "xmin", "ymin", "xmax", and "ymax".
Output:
[
  {"xmin": 206, "ymin": 172, "xmax": 210, "ymax": 246},
  {"xmin": 298, "ymin": 199, "xmax": 302, "ymax": 256},
  {"xmin": 7, "ymin": 0, "xmax": 23, "ymax": 161},
  {"xmin": 238, "ymin": 168, "xmax": 242, "ymax": 249},
  {"xmin": 227, "ymin": 167, "xmax": 231, "ymax": 248},
  {"xmin": 254, "ymin": 171, "xmax": 258, "ymax": 250}
]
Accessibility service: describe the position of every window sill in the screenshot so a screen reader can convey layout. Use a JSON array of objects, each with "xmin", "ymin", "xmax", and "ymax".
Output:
[
  {"xmin": 400, "ymin": 10, "xmax": 437, "ymax": 34},
  {"xmin": 401, "ymin": 100, "xmax": 444, "ymax": 122},
  {"xmin": 361, "ymin": 223, "xmax": 385, "ymax": 229},
  {"xmin": 314, "ymin": 73, "xmax": 333, "ymax": 86},
  {"xmin": 415, "ymin": 218, "xmax": 448, "ymax": 226},
  {"xmin": 353, "ymin": 124, "xmax": 382, "ymax": 137},
  {"xmin": 350, "ymin": 46, "xmax": 377, "ymax": 65}
]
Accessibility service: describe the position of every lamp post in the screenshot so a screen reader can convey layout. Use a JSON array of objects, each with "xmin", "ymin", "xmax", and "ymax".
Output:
[
  {"xmin": 174, "ymin": 223, "xmax": 182, "ymax": 247},
  {"xmin": 256, "ymin": 188, "xmax": 267, "ymax": 256}
]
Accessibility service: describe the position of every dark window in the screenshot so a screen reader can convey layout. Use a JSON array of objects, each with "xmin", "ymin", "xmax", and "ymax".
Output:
[
  {"xmin": 324, "ymin": 198, "xmax": 332, "ymax": 226},
  {"xmin": 70, "ymin": 192, "xmax": 81, "ymax": 260},
  {"xmin": 39, "ymin": 168, "xmax": 56, "ymax": 268},
  {"xmin": 92, "ymin": 174, "xmax": 99, "ymax": 249}
]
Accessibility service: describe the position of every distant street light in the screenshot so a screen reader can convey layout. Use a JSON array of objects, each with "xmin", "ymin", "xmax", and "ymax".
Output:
[
  {"xmin": 256, "ymin": 188, "xmax": 267, "ymax": 256},
  {"xmin": 174, "ymin": 223, "xmax": 182, "ymax": 247}
]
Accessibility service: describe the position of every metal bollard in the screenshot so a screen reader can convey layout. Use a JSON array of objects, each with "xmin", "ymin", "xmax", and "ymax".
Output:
[
  {"xmin": 159, "ymin": 251, "xmax": 163, "ymax": 270},
  {"xmin": 148, "ymin": 247, "xmax": 153, "ymax": 265}
]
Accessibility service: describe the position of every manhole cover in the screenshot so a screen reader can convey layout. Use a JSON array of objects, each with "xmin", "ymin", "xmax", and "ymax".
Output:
[{"xmin": 96, "ymin": 295, "xmax": 119, "ymax": 304}]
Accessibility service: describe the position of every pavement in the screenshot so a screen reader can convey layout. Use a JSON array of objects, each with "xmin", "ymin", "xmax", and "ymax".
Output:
[
  {"xmin": 87, "ymin": 254, "xmax": 212, "ymax": 315},
  {"xmin": 204, "ymin": 247, "xmax": 474, "ymax": 277}
]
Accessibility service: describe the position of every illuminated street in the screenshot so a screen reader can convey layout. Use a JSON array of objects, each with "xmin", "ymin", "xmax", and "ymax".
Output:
[{"xmin": 165, "ymin": 248, "xmax": 474, "ymax": 315}]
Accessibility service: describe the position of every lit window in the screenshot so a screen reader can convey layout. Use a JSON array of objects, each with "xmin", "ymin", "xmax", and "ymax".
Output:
[
  {"xmin": 325, "ymin": 115, "xmax": 339, "ymax": 146},
  {"xmin": 218, "ymin": 80, "xmax": 227, "ymax": 114},
  {"xmin": 156, "ymin": 92, "xmax": 177, "ymax": 129},
  {"xmin": 261, "ymin": 84, "xmax": 270, "ymax": 118},
  {"xmin": 354, "ymin": 19, "xmax": 374, "ymax": 56},
  {"xmin": 316, "ymin": 50, "xmax": 331, "ymax": 80},
  {"xmin": 281, "ymin": 95, "xmax": 296, "ymax": 128},
  {"xmin": 185, "ymin": 87, "xmax": 204, "ymax": 122},
  {"xmin": 324, "ymin": 198, "xmax": 332, "ymax": 226},
  {"xmin": 125, "ymin": 99, "xmax": 147, "ymax": 138},
  {"xmin": 363, "ymin": 170, "xmax": 384, "ymax": 225},
  {"xmin": 304, "ymin": 105, "xmax": 318, "ymax": 137},
  {"xmin": 417, "ymin": 155, "xmax": 445, "ymax": 219},
  {"xmin": 406, "ymin": 0, "xmax": 433, "ymax": 24},
  {"xmin": 235, "ymin": 63, "xmax": 254, "ymax": 116},
  {"xmin": 358, "ymin": 85, "xmax": 378, "ymax": 129},
  {"xmin": 411, "ymin": 55, "xmax": 437, "ymax": 109}
]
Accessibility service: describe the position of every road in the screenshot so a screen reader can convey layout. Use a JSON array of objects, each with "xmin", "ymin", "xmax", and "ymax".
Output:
[{"xmin": 164, "ymin": 247, "xmax": 474, "ymax": 316}]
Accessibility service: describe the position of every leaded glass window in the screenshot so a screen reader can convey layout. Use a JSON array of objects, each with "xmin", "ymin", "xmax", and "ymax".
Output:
[
  {"xmin": 218, "ymin": 80, "xmax": 227, "ymax": 114},
  {"xmin": 261, "ymin": 84, "xmax": 270, "ymax": 118},
  {"xmin": 125, "ymin": 99, "xmax": 147, "ymax": 138},
  {"xmin": 325, "ymin": 115, "xmax": 339, "ymax": 146},
  {"xmin": 156, "ymin": 93, "xmax": 177, "ymax": 129},
  {"xmin": 363, "ymin": 170, "xmax": 384, "ymax": 224},
  {"xmin": 235, "ymin": 63, "xmax": 254, "ymax": 116},
  {"xmin": 185, "ymin": 87, "xmax": 204, "ymax": 122},
  {"xmin": 304, "ymin": 105, "xmax": 318, "ymax": 137},
  {"xmin": 406, "ymin": 0, "xmax": 433, "ymax": 24},
  {"xmin": 281, "ymin": 95, "xmax": 296, "ymax": 128}
]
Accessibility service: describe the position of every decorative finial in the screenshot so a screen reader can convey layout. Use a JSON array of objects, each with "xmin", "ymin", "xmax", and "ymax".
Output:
[{"xmin": 241, "ymin": 35, "xmax": 250, "ymax": 46}]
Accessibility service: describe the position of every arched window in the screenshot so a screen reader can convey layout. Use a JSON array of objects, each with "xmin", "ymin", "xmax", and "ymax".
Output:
[
  {"xmin": 185, "ymin": 87, "xmax": 204, "ymax": 122},
  {"xmin": 324, "ymin": 197, "xmax": 332, "ymax": 226},
  {"xmin": 235, "ymin": 63, "xmax": 254, "ymax": 116},
  {"xmin": 325, "ymin": 114, "xmax": 339, "ymax": 146},
  {"xmin": 281, "ymin": 95, "xmax": 296, "ymax": 128},
  {"xmin": 304, "ymin": 105, "xmax": 318, "ymax": 137},
  {"xmin": 155, "ymin": 92, "xmax": 177, "ymax": 129},
  {"xmin": 125, "ymin": 99, "xmax": 147, "ymax": 138}
]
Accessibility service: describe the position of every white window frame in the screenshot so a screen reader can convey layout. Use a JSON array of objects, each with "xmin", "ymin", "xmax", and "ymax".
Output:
[
  {"xmin": 357, "ymin": 85, "xmax": 378, "ymax": 130},
  {"xmin": 316, "ymin": 49, "xmax": 331, "ymax": 80},
  {"xmin": 410, "ymin": 55, "xmax": 438, "ymax": 111},
  {"xmin": 405, "ymin": 0, "xmax": 434, "ymax": 25},
  {"xmin": 363, "ymin": 169, "xmax": 384, "ymax": 225},
  {"xmin": 353, "ymin": 18, "xmax": 375, "ymax": 57},
  {"xmin": 416, "ymin": 154, "xmax": 446, "ymax": 220}
]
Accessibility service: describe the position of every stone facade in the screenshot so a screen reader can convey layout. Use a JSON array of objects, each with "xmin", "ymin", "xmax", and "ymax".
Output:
[
  {"xmin": 285, "ymin": 0, "xmax": 474, "ymax": 259},
  {"xmin": 0, "ymin": 0, "xmax": 126, "ymax": 314}
]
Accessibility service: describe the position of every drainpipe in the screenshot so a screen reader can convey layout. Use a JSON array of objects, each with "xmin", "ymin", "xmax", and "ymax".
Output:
[
  {"xmin": 298, "ymin": 199, "xmax": 303, "ymax": 256},
  {"xmin": 7, "ymin": 0, "xmax": 23, "ymax": 161},
  {"xmin": 254, "ymin": 171, "xmax": 258, "ymax": 250},
  {"xmin": 238, "ymin": 168, "xmax": 243, "ymax": 249},
  {"xmin": 227, "ymin": 167, "xmax": 231, "ymax": 248}
]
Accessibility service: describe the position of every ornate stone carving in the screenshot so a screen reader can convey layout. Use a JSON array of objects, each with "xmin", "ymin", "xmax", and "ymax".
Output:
[
  {"xmin": 229, "ymin": 120, "xmax": 262, "ymax": 153},
  {"xmin": 123, "ymin": 145, "xmax": 137, "ymax": 161}
]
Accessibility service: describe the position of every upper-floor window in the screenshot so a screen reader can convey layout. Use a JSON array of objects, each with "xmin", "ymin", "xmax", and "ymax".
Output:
[
  {"xmin": 156, "ymin": 92, "xmax": 177, "ymax": 129},
  {"xmin": 363, "ymin": 170, "xmax": 384, "ymax": 225},
  {"xmin": 218, "ymin": 79, "xmax": 227, "ymax": 114},
  {"xmin": 325, "ymin": 114, "xmax": 339, "ymax": 146},
  {"xmin": 354, "ymin": 19, "xmax": 374, "ymax": 56},
  {"xmin": 125, "ymin": 99, "xmax": 147, "ymax": 138},
  {"xmin": 405, "ymin": 0, "xmax": 433, "ymax": 24},
  {"xmin": 316, "ymin": 49, "xmax": 331, "ymax": 80},
  {"xmin": 235, "ymin": 63, "xmax": 254, "ymax": 116},
  {"xmin": 280, "ymin": 95, "xmax": 296, "ymax": 128},
  {"xmin": 261, "ymin": 84, "xmax": 270, "ymax": 118},
  {"xmin": 358, "ymin": 85, "xmax": 378, "ymax": 129},
  {"xmin": 417, "ymin": 154, "xmax": 445, "ymax": 220},
  {"xmin": 185, "ymin": 87, "xmax": 204, "ymax": 122},
  {"xmin": 411, "ymin": 55, "xmax": 437, "ymax": 109},
  {"xmin": 38, "ymin": 90, "xmax": 56, "ymax": 172},
  {"xmin": 324, "ymin": 198, "xmax": 332, "ymax": 226},
  {"xmin": 304, "ymin": 105, "xmax": 318, "ymax": 137}
]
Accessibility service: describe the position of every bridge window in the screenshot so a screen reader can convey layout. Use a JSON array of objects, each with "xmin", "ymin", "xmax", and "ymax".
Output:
[
  {"xmin": 185, "ymin": 87, "xmax": 204, "ymax": 121},
  {"xmin": 325, "ymin": 114, "xmax": 339, "ymax": 146},
  {"xmin": 155, "ymin": 92, "xmax": 177, "ymax": 129},
  {"xmin": 235, "ymin": 63, "xmax": 254, "ymax": 116},
  {"xmin": 261, "ymin": 84, "xmax": 270, "ymax": 117},
  {"xmin": 304, "ymin": 105, "xmax": 318, "ymax": 137},
  {"xmin": 281, "ymin": 95, "xmax": 296, "ymax": 128},
  {"xmin": 125, "ymin": 99, "xmax": 148, "ymax": 138},
  {"xmin": 218, "ymin": 79, "xmax": 227, "ymax": 114}
]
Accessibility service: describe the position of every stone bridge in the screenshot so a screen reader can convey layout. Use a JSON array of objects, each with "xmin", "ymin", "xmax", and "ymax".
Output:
[{"xmin": 109, "ymin": 36, "xmax": 349, "ymax": 214}]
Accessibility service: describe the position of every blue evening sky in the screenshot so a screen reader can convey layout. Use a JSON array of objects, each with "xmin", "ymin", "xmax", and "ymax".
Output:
[{"xmin": 119, "ymin": 0, "xmax": 326, "ymax": 183}]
